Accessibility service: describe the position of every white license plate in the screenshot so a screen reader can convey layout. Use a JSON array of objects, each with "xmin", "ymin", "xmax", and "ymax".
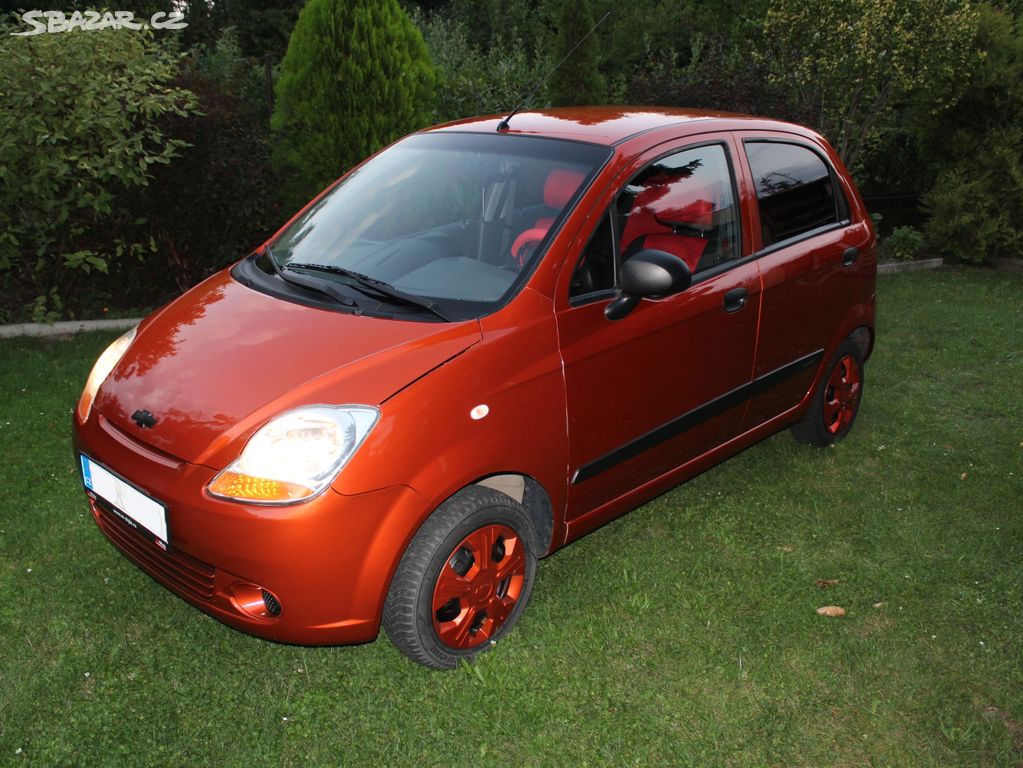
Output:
[{"xmin": 80, "ymin": 454, "xmax": 168, "ymax": 544}]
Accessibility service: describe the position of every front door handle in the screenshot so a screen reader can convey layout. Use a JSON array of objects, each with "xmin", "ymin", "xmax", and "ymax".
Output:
[
  {"xmin": 842, "ymin": 246, "xmax": 860, "ymax": 267},
  {"xmin": 723, "ymin": 287, "xmax": 748, "ymax": 313}
]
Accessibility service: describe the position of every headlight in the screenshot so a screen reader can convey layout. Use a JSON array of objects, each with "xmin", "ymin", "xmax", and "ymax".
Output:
[
  {"xmin": 77, "ymin": 325, "xmax": 138, "ymax": 423},
  {"xmin": 206, "ymin": 405, "xmax": 379, "ymax": 505}
]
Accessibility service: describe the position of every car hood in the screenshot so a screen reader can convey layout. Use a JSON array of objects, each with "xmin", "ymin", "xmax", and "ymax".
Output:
[{"xmin": 94, "ymin": 269, "xmax": 481, "ymax": 467}]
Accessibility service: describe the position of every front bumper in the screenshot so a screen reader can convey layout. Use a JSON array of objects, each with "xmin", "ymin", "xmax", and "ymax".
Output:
[{"xmin": 73, "ymin": 412, "xmax": 428, "ymax": 645}]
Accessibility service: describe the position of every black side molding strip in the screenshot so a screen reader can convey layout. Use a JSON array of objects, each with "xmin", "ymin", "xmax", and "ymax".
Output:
[{"xmin": 571, "ymin": 349, "xmax": 824, "ymax": 484}]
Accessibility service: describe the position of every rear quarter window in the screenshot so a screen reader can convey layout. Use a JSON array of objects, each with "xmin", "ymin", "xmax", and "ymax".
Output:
[{"xmin": 745, "ymin": 141, "xmax": 848, "ymax": 247}]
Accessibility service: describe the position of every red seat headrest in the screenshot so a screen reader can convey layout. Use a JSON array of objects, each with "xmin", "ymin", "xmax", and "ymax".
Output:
[{"xmin": 544, "ymin": 169, "xmax": 585, "ymax": 209}]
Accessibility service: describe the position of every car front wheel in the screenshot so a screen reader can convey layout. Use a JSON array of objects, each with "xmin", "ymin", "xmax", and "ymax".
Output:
[{"xmin": 382, "ymin": 485, "xmax": 538, "ymax": 669}]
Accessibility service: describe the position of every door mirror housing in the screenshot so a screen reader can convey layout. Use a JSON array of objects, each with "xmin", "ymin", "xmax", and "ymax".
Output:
[{"xmin": 605, "ymin": 249, "xmax": 693, "ymax": 321}]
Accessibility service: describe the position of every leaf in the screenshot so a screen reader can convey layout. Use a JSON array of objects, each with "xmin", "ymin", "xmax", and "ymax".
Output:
[
  {"xmin": 815, "ymin": 578, "xmax": 840, "ymax": 588},
  {"xmin": 816, "ymin": 605, "xmax": 847, "ymax": 617}
]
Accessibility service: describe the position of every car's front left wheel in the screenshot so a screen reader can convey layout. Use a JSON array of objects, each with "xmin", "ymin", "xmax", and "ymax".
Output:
[{"xmin": 382, "ymin": 485, "xmax": 539, "ymax": 669}]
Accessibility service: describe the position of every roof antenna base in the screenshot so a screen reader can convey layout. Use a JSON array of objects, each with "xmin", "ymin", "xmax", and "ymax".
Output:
[{"xmin": 495, "ymin": 11, "xmax": 610, "ymax": 133}]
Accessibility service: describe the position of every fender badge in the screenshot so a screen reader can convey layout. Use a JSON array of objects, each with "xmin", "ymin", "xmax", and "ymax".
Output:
[{"xmin": 131, "ymin": 409, "xmax": 158, "ymax": 429}]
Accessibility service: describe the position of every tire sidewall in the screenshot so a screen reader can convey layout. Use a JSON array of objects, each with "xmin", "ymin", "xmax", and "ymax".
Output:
[
  {"xmin": 412, "ymin": 500, "xmax": 538, "ymax": 668},
  {"xmin": 815, "ymin": 341, "xmax": 864, "ymax": 444}
]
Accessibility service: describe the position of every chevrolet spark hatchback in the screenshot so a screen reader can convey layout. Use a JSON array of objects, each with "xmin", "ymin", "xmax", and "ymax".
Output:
[{"xmin": 73, "ymin": 108, "xmax": 876, "ymax": 669}]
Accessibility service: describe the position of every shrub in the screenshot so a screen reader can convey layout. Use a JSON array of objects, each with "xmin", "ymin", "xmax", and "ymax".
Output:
[
  {"xmin": 762, "ymin": 0, "xmax": 980, "ymax": 172},
  {"xmin": 922, "ymin": 127, "xmax": 1023, "ymax": 264},
  {"xmin": 182, "ymin": 0, "xmax": 305, "ymax": 62},
  {"xmin": 444, "ymin": 0, "xmax": 548, "ymax": 55},
  {"xmin": 113, "ymin": 60, "xmax": 279, "ymax": 301},
  {"xmin": 625, "ymin": 35, "xmax": 815, "ymax": 125},
  {"xmin": 919, "ymin": 6, "xmax": 1023, "ymax": 264},
  {"xmin": 882, "ymin": 226, "xmax": 925, "ymax": 263},
  {"xmin": 0, "ymin": 26, "xmax": 195, "ymax": 321},
  {"xmin": 417, "ymin": 10, "xmax": 546, "ymax": 122},
  {"xmin": 271, "ymin": 0, "xmax": 436, "ymax": 207}
]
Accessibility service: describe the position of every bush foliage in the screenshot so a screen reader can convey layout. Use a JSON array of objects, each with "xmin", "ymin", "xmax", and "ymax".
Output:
[
  {"xmin": 882, "ymin": 226, "xmax": 926, "ymax": 262},
  {"xmin": 626, "ymin": 34, "xmax": 816, "ymax": 126},
  {"xmin": 271, "ymin": 0, "xmax": 436, "ymax": 206},
  {"xmin": 115, "ymin": 60, "xmax": 278, "ymax": 300},
  {"xmin": 417, "ymin": 10, "xmax": 545, "ymax": 122},
  {"xmin": 0, "ymin": 27, "xmax": 195, "ymax": 321},
  {"xmin": 1, "ymin": 0, "xmax": 1021, "ymax": 322},
  {"xmin": 921, "ymin": 6, "xmax": 1023, "ymax": 264},
  {"xmin": 761, "ymin": 0, "xmax": 980, "ymax": 172}
]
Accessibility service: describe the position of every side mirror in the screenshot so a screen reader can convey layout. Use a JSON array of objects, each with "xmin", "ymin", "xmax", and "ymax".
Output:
[{"xmin": 605, "ymin": 249, "xmax": 692, "ymax": 321}]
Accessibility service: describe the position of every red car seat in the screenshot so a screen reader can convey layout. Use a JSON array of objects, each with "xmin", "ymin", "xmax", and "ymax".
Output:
[
  {"xmin": 618, "ymin": 170, "xmax": 716, "ymax": 272},
  {"xmin": 511, "ymin": 169, "xmax": 586, "ymax": 266}
]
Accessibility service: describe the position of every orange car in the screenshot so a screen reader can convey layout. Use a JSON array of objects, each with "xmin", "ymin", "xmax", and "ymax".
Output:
[{"xmin": 73, "ymin": 108, "xmax": 876, "ymax": 668}]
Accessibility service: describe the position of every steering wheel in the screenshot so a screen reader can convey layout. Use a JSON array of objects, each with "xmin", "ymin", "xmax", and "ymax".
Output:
[{"xmin": 511, "ymin": 227, "xmax": 547, "ymax": 267}]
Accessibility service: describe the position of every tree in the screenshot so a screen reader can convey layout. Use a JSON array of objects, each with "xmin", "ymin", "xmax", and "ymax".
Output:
[
  {"xmin": 546, "ymin": 0, "xmax": 606, "ymax": 107},
  {"xmin": 921, "ymin": 6, "xmax": 1023, "ymax": 263},
  {"xmin": 0, "ymin": 26, "xmax": 195, "ymax": 320},
  {"xmin": 762, "ymin": 0, "xmax": 980, "ymax": 172},
  {"xmin": 271, "ymin": 0, "xmax": 436, "ymax": 205}
]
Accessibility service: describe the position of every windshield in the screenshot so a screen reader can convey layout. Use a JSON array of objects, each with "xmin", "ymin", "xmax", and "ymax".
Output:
[{"xmin": 268, "ymin": 132, "xmax": 610, "ymax": 320}]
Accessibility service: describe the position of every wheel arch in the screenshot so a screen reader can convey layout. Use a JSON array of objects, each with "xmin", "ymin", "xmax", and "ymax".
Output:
[
  {"xmin": 474, "ymin": 473, "xmax": 555, "ymax": 556},
  {"xmin": 849, "ymin": 324, "xmax": 874, "ymax": 362}
]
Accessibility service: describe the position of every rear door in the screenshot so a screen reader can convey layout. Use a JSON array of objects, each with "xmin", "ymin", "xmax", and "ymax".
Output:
[
  {"xmin": 734, "ymin": 134, "xmax": 872, "ymax": 429},
  {"xmin": 555, "ymin": 136, "xmax": 761, "ymax": 523}
]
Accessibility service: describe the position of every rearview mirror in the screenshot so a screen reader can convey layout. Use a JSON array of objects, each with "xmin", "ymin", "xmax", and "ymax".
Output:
[{"xmin": 605, "ymin": 249, "xmax": 692, "ymax": 321}]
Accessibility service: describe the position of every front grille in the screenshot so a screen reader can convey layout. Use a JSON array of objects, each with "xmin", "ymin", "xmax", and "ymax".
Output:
[{"xmin": 93, "ymin": 497, "xmax": 216, "ymax": 602}]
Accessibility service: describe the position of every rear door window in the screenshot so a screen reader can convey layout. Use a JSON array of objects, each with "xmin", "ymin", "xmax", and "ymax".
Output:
[{"xmin": 744, "ymin": 141, "xmax": 847, "ymax": 247}]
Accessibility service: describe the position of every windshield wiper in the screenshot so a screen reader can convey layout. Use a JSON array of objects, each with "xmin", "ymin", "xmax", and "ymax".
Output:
[
  {"xmin": 287, "ymin": 262, "xmax": 451, "ymax": 321},
  {"xmin": 264, "ymin": 248, "xmax": 360, "ymax": 310}
]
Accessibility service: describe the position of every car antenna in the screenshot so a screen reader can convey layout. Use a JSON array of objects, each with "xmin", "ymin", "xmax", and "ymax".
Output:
[{"xmin": 496, "ymin": 11, "xmax": 611, "ymax": 133}]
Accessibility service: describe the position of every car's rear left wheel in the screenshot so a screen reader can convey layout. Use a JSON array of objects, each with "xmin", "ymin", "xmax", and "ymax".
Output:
[
  {"xmin": 792, "ymin": 339, "xmax": 864, "ymax": 447},
  {"xmin": 382, "ymin": 485, "xmax": 538, "ymax": 669}
]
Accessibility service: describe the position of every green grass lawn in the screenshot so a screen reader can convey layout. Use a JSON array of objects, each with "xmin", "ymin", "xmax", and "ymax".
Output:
[{"xmin": 1, "ymin": 267, "xmax": 1020, "ymax": 767}]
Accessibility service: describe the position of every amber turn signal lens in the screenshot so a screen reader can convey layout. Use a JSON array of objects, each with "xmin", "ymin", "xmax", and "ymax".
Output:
[
  {"xmin": 205, "ymin": 405, "xmax": 379, "ymax": 505},
  {"xmin": 207, "ymin": 471, "xmax": 313, "ymax": 503}
]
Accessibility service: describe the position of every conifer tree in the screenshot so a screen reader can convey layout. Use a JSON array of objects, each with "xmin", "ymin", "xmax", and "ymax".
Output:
[
  {"xmin": 271, "ymin": 0, "xmax": 436, "ymax": 201},
  {"xmin": 546, "ymin": 0, "xmax": 605, "ymax": 107}
]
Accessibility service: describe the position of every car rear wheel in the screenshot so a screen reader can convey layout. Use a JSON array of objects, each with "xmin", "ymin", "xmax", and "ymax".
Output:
[
  {"xmin": 792, "ymin": 340, "xmax": 864, "ymax": 447},
  {"xmin": 382, "ymin": 486, "xmax": 538, "ymax": 669}
]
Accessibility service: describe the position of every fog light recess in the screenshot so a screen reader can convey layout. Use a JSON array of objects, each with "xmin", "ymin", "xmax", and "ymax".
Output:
[
  {"xmin": 261, "ymin": 589, "xmax": 282, "ymax": 617},
  {"xmin": 230, "ymin": 583, "xmax": 283, "ymax": 620}
]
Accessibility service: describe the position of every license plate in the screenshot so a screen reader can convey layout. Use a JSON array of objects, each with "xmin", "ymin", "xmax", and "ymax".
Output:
[{"xmin": 80, "ymin": 454, "xmax": 168, "ymax": 544}]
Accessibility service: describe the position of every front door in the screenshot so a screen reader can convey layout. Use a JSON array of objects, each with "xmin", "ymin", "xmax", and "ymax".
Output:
[{"xmin": 555, "ymin": 137, "xmax": 761, "ymax": 524}]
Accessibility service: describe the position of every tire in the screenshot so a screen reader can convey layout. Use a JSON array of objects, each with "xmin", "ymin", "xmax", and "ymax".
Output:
[
  {"xmin": 382, "ymin": 486, "xmax": 539, "ymax": 669},
  {"xmin": 791, "ymin": 340, "xmax": 865, "ymax": 447}
]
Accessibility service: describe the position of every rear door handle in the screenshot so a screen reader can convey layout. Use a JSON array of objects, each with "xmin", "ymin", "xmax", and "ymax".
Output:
[
  {"xmin": 723, "ymin": 287, "xmax": 748, "ymax": 313},
  {"xmin": 842, "ymin": 246, "xmax": 860, "ymax": 267}
]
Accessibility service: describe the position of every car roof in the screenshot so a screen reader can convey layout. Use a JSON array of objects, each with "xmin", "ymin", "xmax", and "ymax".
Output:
[{"xmin": 427, "ymin": 106, "xmax": 817, "ymax": 147}]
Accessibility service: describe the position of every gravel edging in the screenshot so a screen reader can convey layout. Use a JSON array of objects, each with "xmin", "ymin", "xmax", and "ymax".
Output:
[
  {"xmin": 877, "ymin": 257, "xmax": 944, "ymax": 274},
  {"xmin": 0, "ymin": 317, "xmax": 141, "ymax": 339}
]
